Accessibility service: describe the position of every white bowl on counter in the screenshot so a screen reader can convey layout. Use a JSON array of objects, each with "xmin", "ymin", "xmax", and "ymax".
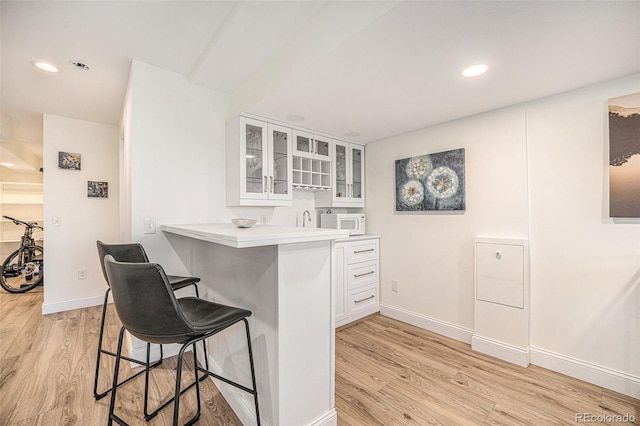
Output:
[{"xmin": 232, "ymin": 218, "xmax": 257, "ymax": 228}]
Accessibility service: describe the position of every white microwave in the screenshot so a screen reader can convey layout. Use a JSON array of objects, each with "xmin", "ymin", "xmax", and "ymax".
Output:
[{"xmin": 321, "ymin": 213, "xmax": 365, "ymax": 235}]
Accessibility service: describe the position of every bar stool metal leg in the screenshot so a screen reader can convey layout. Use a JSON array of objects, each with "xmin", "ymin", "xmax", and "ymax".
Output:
[
  {"xmin": 93, "ymin": 288, "xmax": 163, "ymax": 401},
  {"xmin": 244, "ymin": 318, "xmax": 261, "ymax": 426}
]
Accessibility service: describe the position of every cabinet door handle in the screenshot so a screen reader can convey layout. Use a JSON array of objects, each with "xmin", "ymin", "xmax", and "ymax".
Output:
[
  {"xmin": 354, "ymin": 270, "xmax": 375, "ymax": 278},
  {"xmin": 354, "ymin": 295, "xmax": 375, "ymax": 304},
  {"xmin": 270, "ymin": 176, "xmax": 274, "ymax": 193},
  {"xmin": 354, "ymin": 248, "xmax": 375, "ymax": 254},
  {"xmin": 264, "ymin": 175, "xmax": 268, "ymax": 193}
]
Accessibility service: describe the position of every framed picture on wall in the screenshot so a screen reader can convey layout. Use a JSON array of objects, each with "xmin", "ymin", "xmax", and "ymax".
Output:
[
  {"xmin": 395, "ymin": 148, "xmax": 466, "ymax": 212},
  {"xmin": 88, "ymin": 181, "xmax": 108, "ymax": 198},
  {"xmin": 609, "ymin": 92, "xmax": 640, "ymax": 218},
  {"xmin": 58, "ymin": 151, "xmax": 81, "ymax": 170}
]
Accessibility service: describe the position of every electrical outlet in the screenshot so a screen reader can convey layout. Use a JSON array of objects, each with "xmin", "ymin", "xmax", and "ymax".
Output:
[
  {"xmin": 391, "ymin": 279, "xmax": 399, "ymax": 293},
  {"xmin": 78, "ymin": 268, "xmax": 87, "ymax": 280},
  {"xmin": 52, "ymin": 216, "xmax": 61, "ymax": 227}
]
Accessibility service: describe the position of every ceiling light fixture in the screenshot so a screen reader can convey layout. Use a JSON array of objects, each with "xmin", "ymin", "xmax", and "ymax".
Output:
[
  {"xmin": 344, "ymin": 132, "xmax": 360, "ymax": 138},
  {"xmin": 462, "ymin": 63, "xmax": 489, "ymax": 78},
  {"xmin": 69, "ymin": 59, "xmax": 90, "ymax": 71},
  {"xmin": 0, "ymin": 162, "xmax": 14, "ymax": 167},
  {"xmin": 286, "ymin": 114, "xmax": 305, "ymax": 122},
  {"xmin": 32, "ymin": 61, "xmax": 59, "ymax": 73}
]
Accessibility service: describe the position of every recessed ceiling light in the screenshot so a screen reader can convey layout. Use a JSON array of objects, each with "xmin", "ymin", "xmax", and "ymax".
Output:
[
  {"xmin": 462, "ymin": 64, "xmax": 489, "ymax": 78},
  {"xmin": 286, "ymin": 114, "xmax": 305, "ymax": 122},
  {"xmin": 32, "ymin": 61, "xmax": 59, "ymax": 73},
  {"xmin": 344, "ymin": 132, "xmax": 360, "ymax": 137}
]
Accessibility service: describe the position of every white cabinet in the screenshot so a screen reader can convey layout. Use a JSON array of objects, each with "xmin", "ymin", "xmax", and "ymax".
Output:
[
  {"xmin": 226, "ymin": 116, "xmax": 293, "ymax": 206},
  {"xmin": 335, "ymin": 237, "xmax": 379, "ymax": 328},
  {"xmin": 316, "ymin": 140, "xmax": 364, "ymax": 208},
  {"xmin": 292, "ymin": 130, "xmax": 332, "ymax": 160}
]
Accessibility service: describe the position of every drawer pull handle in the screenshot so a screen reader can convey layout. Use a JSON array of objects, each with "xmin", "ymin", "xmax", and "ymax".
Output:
[
  {"xmin": 354, "ymin": 248, "xmax": 375, "ymax": 254},
  {"xmin": 354, "ymin": 271, "xmax": 375, "ymax": 278},
  {"xmin": 354, "ymin": 295, "xmax": 375, "ymax": 304}
]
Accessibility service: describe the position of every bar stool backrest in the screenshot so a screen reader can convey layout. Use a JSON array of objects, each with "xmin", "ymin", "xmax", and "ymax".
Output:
[
  {"xmin": 103, "ymin": 255, "xmax": 194, "ymax": 344},
  {"xmin": 96, "ymin": 241, "xmax": 150, "ymax": 286}
]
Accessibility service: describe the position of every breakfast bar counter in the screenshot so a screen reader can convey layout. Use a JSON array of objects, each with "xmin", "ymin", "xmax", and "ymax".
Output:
[{"xmin": 162, "ymin": 224, "xmax": 349, "ymax": 426}]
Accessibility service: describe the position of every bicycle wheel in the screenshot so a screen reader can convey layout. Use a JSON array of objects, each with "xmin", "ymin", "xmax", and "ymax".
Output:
[{"xmin": 1, "ymin": 245, "xmax": 44, "ymax": 293}]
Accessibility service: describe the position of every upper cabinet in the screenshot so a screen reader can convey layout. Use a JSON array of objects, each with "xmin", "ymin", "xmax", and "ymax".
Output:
[
  {"xmin": 227, "ymin": 116, "xmax": 293, "ymax": 206},
  {"xmin": 316, "ymin": 140, "xmax": 365, "ymax": 208},
  {"xmin": 293, "ymin": 130, "xmax": 332, "ymax": 161},
  {"xmin": 227, "ymin": 114, "xmax": 365, "ymax": 208}
]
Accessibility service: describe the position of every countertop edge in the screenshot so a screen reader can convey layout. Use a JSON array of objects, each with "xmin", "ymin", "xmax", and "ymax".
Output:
[{"xmin": 161, "ymin": 224, "xmax": 350, "ymax": 248}]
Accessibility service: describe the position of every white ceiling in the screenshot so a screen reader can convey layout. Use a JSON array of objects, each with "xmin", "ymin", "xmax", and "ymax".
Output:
[{"xmin": 1, "ymin": 1, "xmax": 639, "ymax": 163}]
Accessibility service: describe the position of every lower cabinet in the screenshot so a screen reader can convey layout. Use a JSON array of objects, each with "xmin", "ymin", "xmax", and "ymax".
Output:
[{"xmin": 335, "ymin": 237, "xmax": 380, "ymax": 328}]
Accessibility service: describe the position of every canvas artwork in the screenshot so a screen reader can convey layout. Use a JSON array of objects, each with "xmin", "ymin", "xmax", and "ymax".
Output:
[
  {"xmin": 58, "ymin": 151, "xmax": 81, "ymax": 170},
  {"xmin": 609, "ymin": 92, "xmax": 640, "ymax": 218},
  {"xmin": 88, "ymin": 181, "xmax": 108, "ymax": 198},
  {"xmin": 395, "ymin": 148, "xmax": 465, "ymax": 211}
]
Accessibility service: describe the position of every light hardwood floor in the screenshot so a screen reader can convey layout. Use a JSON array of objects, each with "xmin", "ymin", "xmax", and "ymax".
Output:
[
  {"xmin": 1, "ymin": 290, "xmax": 638, "ymax": 425},
  {"xmin": 335, "ymin": 315, "xmax": 639, "ymax": 425}
]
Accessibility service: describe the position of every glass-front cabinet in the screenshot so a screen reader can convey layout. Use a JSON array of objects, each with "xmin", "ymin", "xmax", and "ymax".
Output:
[
  {"xmin": 228, "ymin": 114, "xmax": 364, "ymax": 208},
  {"xmin": 228, "ymin": 116, "xmax": 292, "ymax": 206},
  {"xmin": 293, "ymin": 130, "xmax": 331, "ymax": 161},
  {"xmin": 316, "ymin": 139, "xmax": 365, "ymax": 208}
]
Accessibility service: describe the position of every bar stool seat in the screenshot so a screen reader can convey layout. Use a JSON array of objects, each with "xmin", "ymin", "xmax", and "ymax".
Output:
[
  {"xmin": 104, "ymin": 256, "xmax": 260, "ymax": 426},
  {"xmin": 94, "ymin": 241, "xmax": 205, "ymax": 401}
]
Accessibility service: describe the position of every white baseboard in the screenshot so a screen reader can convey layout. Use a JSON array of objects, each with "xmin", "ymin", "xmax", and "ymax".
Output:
[
  {"xmin": 41, "ymin": 294, "xmax": 105, "ymax": 314},
  {"xmin": 472, "ymin": 334, "xmax": 530, "ymax": 367},
  {"xmin": 380, "ymin": 303, "xmax": 474, "ymax": 344},
  {"xmin": 308, "ymin": 408, "xmax": 337, "ymax": 426},
  {"xmin": 380, "ymin": 304, "xmax": 640, "ymax": 399},
  {"xmin": 530, "ymin": 347, "xmax": 640, "ymax": 399}
]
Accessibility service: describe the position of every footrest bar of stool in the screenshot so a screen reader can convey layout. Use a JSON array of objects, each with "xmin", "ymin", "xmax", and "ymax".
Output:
[
  {"xmin": 197, "ymin": 366, "xmax": 256, "ymax": 395},
  {"xmin": 109, "ymin": 412, "xmax": 129, "ymax": 426},
  {"xmin": 144, "ymin": 375, "xmax": 200, "ymax": 421},
  {"xmin": 100, "ymin": 348, "xmax": 159, "ymax": 367},
  {"xmin": 95, "ymin": 357, "xmax": 163, "ymax": 400}
]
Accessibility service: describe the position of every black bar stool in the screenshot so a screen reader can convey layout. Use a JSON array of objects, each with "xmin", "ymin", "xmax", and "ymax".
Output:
[
  {"xmin": 103, "ymin": 255, "xmax": 260, "ymax": 426},
  {"xmin": 94, "ymin": 241, "xmax": 207, "ymax": 401}
]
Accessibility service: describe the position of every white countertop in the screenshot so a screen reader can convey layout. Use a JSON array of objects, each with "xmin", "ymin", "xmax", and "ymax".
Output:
[
  {"xmin": 162, "ymin": 223, "xmax": 350, "ymax": 248},
  {"xmin": 335, "ymin": 234, "xmax": 380, "ymax": 243}
]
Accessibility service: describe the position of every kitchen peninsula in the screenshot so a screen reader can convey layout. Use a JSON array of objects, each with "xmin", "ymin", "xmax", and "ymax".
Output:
[{"xmin": 162, "ymin": 223, "xmax": 350, "ymax": 426}]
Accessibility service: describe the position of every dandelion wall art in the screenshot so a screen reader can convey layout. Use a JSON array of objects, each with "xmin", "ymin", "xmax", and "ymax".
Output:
[{"xmin": 395, "ymin": 148, "xmax": 465, "ymax": 211}]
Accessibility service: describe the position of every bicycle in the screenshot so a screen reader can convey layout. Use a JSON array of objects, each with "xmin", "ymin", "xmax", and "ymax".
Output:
[{"xmin": 1, "ymin": 215, "xmax": 44, "ymax": 293}]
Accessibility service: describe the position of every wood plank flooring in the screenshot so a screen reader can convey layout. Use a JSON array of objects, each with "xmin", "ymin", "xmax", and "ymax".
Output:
[
  {"xmin": 1, "ymin": 289, "xmax": 638, "ymax": 425},
  {"xmin": 0, "ymin": 288, "xmax": 241, "ymax": 425},
  {"xmin": 335, "ymin": 315, "xmax": 640, "ymax": 425}
]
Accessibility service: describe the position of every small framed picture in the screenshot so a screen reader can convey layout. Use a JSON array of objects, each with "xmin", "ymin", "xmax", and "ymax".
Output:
[
  {"xmin": 58, "ymin": 151, "xmax": 81, "ymax": 170},
  {"xmin": 88, "ymin": 181, "xmax": 108, "ymax": 198}
]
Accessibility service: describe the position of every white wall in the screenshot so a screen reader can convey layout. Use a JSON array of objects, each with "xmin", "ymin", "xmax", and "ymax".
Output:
[
  {"xmin": 42, "ymin": 115, "xmax": 119, "ymax": 313},
  {"xmin": 367, "ymin": 104, "xmax": 529, "ymax": 332},
  {"xmin": 127, "ymin": 61, "xmax": 325, "ymax": 267},
  {"xmin": 125, "ymin": 61, "xmax": 226, "ymax": 274},
  {"xmin": 526, "ymin": 75, "xmax": 640, "ymax": 392},
  {"xmin": 366, "ymin": 74, "xmax": 640, "ymax": 396}
]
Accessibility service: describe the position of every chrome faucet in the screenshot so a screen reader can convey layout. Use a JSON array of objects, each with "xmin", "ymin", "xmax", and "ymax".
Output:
[{"xmin": 303, "ymin": 210, "xmax": 311, "ymax": 227}]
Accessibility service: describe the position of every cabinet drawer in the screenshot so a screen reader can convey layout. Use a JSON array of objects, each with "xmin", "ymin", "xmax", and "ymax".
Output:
[
  {"xmin": 347, "ymin": 260, "xmax": 378, "ymax": 290},
  {"xmin": 346, "ymin": 239, "xmax": 379, "ymax": 264},
  {"xmin": 347, "ymin": 285, "xmax": 379, "ymax": 318}
]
